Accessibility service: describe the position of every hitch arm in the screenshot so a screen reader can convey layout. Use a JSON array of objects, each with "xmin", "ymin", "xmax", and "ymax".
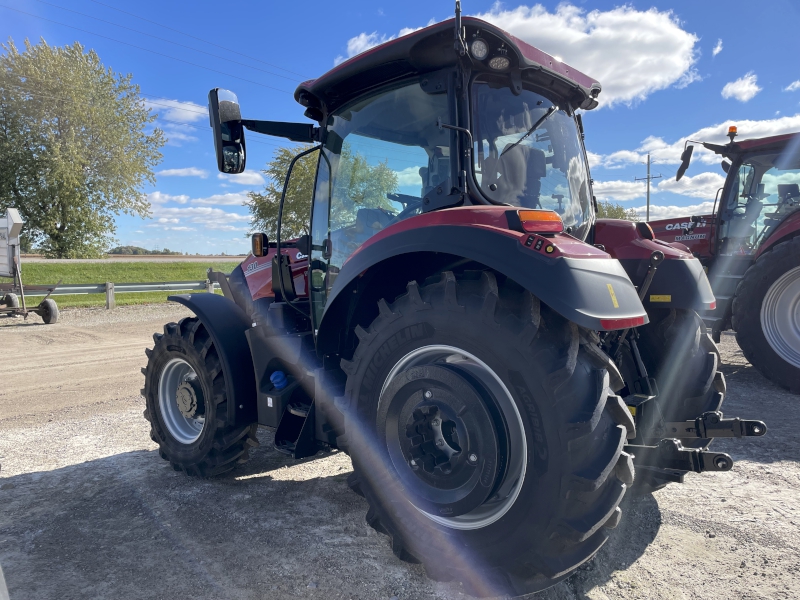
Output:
[
  {"xmin": 664, "ymin": 411, "xmax": 767, "ymax": 439},
  {"xmin": 627, "ymin": 439, "xmax": 734, "ymax": 473}
]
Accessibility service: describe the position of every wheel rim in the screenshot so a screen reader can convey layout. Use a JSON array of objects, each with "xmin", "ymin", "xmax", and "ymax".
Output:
[
  {"xmin": 380, "ymin": 345, "xmax": 527, "ymax": 531},
  {"xmin": 158, "ymin": 358, "xmax": 206, "ymax": 444},
  {"xmin": 760, "ymin": 266, "xmax": 800, "ymax": 368}
]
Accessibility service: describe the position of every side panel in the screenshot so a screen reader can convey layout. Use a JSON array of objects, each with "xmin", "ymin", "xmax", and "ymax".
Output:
[
  {"xmin": 240, "ymin": 249, "xmax": 309, "ymax": 301},
  {"xmin": 648, "ymin": 214, "xmax": 715, "ymax": 259},
  {"xmin": 168, "ymin": 293, "xmax": 257, "ymax": 425},
  {"xmin": 316, "ymin": 224, "xmax": 647, "ymax": 354},
  {"xmin": 756, "ymin": 210, "xmax": 800, "ymax": 257}
]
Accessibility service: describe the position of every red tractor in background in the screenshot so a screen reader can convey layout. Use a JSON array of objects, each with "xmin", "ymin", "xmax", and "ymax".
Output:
[
  {"xmin": 650, "ymin": 129, "xmax": 800, "ymax": 393},
  {"xmin": 140, "ymin": 5, "xmax": 766, "ymax": 596}
]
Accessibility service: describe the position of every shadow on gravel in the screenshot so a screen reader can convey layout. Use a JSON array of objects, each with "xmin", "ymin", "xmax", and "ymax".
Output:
[{"xmin": 0, "ymin": 440, "xmax": 661, "ymax": 600}]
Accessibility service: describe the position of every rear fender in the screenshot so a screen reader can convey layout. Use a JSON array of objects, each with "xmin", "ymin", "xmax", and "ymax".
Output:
[
  {"xmin": 169, "ymin": 293, "xmax": 257, "ymax": 425},
  {"xmin": 594, "ymin": 219, "xmax": 715, "ymax": 311},
  {"xmin": 316, "ymin": 223, "xmax": 646, "ymax": 355},
  {"xmin": 756, "ymin": 210, "xmax": 800, "ymax": 258}
]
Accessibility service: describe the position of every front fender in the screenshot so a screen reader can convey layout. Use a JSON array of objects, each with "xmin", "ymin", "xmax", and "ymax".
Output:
[
  {"xmin": 168, "ymin": 293, "xmax": 257, "ymax": 425},
  {"xmin": 317, "ymin": 224, "xmax": 646, "ymax": 354}
]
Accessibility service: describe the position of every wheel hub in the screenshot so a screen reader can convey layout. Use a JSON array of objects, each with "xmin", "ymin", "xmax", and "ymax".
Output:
[
  {"xmin": 176, "ymin": 378, "xmax": 204, "ymax": 419},
  {"xmin": 380, "ymin": 364, "xmax": 505, "ymax": 518}
]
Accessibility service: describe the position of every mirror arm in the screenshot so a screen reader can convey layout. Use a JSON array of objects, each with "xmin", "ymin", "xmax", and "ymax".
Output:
[{"xmin": 241, "ymin": 119, "xmax": 319, "ymax": 143}]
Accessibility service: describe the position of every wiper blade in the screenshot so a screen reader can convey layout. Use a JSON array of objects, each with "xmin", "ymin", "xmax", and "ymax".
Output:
[{"xmin": 500, "ymin": 105, "xmax": 558, "ymax": 157}]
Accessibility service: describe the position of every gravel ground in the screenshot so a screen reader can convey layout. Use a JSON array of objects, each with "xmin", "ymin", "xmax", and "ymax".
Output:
[{"xmin": 0, "ymin": 305, "xmax": 797, "ymax": 600}]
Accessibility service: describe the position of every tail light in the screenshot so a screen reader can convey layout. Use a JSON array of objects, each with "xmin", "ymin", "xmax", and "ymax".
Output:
[{"xmin": 507, "ymin": 209, "xmax": 564, "ymax": 234}]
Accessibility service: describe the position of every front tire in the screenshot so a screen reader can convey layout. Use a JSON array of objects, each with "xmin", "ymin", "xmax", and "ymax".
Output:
[
  {"xmin": 335, "ymin": 271, "xmax": 634, "ymax": 597},
  {"xmin": 38, "ymin": 298, "xmax": 59, "ymax": 324},
  {"xmin": 734, "ymin": 237, "xmax": 800, "ymax": 393},
  {"xmin": 142, "ymin": 317, "xmax": 258, "ymax": 476}
]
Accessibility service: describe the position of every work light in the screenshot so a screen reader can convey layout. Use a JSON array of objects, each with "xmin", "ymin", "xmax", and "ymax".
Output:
[
  {"xmin": 470, "ymin": 39, "xmax": 489, "ymax": 60},
  {"xmin": 488, "ymin": 55, "xmax": 510, "ymax": 71}
]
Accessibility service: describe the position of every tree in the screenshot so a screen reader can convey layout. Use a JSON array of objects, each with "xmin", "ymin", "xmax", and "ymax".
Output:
[
  {"xmin": 247, "ymin": 143, "xmax": 398, "ymax": 239},
  {"xmin": 596, "ymin": 200, "xmax": 639, "ymax": 221},
  {"xmin": 0, "ymin": 39, "xmax": 164, "ymax": 258}
]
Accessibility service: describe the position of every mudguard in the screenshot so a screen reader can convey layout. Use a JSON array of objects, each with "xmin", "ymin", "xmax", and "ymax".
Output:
[
  {"xmin": 317, "ymin": 223, "xmax": 647, "ymax": 354},
  {"xmin": 594, "ymin": 219, "xmax": 716, "ymax": 312},
  {"xmin": 169, "ymin": 293, "xmax": 257, "ymax": 425}
]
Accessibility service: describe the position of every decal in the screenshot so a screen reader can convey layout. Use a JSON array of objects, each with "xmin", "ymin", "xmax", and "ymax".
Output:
[
  {"xmin": 650, "ymin": 294, "xmax": 672, "ymax": 302},
  {"xmin": 534, "ymin": 238, "xmax": 544, "ymax": 251},
  {"xmin": 525, "ymin": 235, "xmax": 535, "ymax": 247},
  {"xmin": 296, "ymin": 251, "xmax": 308, "ymax": 260},
  {"xmin": 665, "ymin": 220, "xmax": 707, "ymax": 231},
  {"xmin": 606, "ymin": 283, "xmax": 619, "ymax": 308},
  {"xmin": 627, "ymin": 405, "xmax": 637, "ymax": 416},
  {"xmin": 674, "ymin": 233, "xmax": 707, "ymax": 241},
  {"xmin": 244, "ymin": 259, "xmax": 271, "ymax": 278}
]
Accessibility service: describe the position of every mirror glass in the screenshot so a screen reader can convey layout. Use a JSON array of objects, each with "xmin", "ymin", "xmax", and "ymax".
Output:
[{"xmin": 209, "ymin": 88, "xmax": 246, "ymax": 174}]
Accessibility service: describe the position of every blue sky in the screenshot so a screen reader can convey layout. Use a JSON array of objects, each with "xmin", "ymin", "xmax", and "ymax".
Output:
[{"xmin": 3, "ymin": 0, "xmax": 800, "ymax": 254}]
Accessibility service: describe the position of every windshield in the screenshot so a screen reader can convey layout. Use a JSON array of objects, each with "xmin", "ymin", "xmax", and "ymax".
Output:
[
  {"xmin": 471, "ymin": 76, "xmax": 593, "ymax": 239},
  {"xmin": 720, "ymin": 150, "xmax": 800, "ymax": 254}
]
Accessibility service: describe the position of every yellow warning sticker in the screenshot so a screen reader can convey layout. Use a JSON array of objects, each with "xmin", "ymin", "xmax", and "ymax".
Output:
[
  {"xmin": 650, "ymin": 294, "xmax": 672, "ymax": 303},
  {"xmin": 606, "ymin": 283, "xmax": 619, "ymax": 308},
  {"xmin": 627, "ymin": 405, "xmax": 637, "ymax": 416}
]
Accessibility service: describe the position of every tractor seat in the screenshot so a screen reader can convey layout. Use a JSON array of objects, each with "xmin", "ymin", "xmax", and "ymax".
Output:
[{"xmin": 482, "ymin": 144, "xmax": 546, "ymax": 207}]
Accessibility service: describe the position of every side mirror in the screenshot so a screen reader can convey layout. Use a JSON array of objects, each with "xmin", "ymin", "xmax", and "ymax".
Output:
[
  {"xmin": 676, "ymin": 145, "xmax": 694, "ymax": 181},
  {"xmin": 251, "ymin": 233, "xmax": 268, "ymax": 257},
  {"xmin": 208, "ymin": 88, "xmax": 246, "ymax": 174},
  {"xmin": 721, "ymin": 159, "xmax": 731, "ymax": 174}
]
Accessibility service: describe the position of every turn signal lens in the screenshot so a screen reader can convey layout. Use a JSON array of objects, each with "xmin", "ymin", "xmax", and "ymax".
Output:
[
  {"xmin": 517, "ymin": 209, "xmax": 564, "ymax": 233},
  {"xmin": 600, "ymin": 316, "xmax": 646, "ymax": 330}
]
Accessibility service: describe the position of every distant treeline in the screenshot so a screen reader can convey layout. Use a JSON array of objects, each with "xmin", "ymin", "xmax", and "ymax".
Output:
[{"xmin": 108, "ymin": 246, "xmax": 182, "ymax": 255}]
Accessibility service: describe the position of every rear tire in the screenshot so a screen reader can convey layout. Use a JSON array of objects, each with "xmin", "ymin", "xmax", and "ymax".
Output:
[
  {"xmin": 733, "ymin": 237, "xmax": 800, "ymax": 394},
  {"xmin": 142, "ymin": 317, "xmax": 258, "ymax": 476},
  {"xmin": 38, "ymin": 299, "xmax": 59, "ymax": 324},
  {"xmin": 334, "ymin": 271, "xmax": 634, "ymax": 597}
]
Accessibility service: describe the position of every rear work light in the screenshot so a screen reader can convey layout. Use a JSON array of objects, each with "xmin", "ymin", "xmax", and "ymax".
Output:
[{"xmin": 507, "ymin": 209, "xmax": 564, "ymax": 234}]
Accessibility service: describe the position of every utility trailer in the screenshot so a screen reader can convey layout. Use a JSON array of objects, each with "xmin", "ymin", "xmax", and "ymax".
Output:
[
  {"xmin": 0, "ymin": 208, "xmax": 59, "ymax": 324},
  {"xmin": 141, "ymin": 5, "xmax": 767, "ymax": 596}
]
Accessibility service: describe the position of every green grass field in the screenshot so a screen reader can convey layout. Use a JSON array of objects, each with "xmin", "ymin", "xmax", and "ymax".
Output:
[{"xmin": 1, "ymin": 261, "xmax": 237, "ymax": 308}]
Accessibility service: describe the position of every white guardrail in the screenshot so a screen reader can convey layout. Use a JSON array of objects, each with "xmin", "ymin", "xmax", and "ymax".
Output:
[{"xmin": 23, "ymin": 280, "xmax": 220, "ymax": 309}]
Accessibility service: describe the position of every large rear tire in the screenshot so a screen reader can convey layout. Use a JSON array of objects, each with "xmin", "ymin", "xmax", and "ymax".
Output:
[
  {"xmin": 733, "ymin": 237, "xmax": 800, "ymax": 394},
  {"xmin": 334, "ymin": 271, "xmax": 634, "ymax": 597},
  {"xmin": 142, "ymin": 317, "xmax": 258, "ymax": 476}
]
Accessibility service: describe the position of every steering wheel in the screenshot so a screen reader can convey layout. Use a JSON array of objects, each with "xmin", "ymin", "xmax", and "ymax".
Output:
[{"xmin": 388, "ymin": 193, "xmax": 424, "ymax": 220}]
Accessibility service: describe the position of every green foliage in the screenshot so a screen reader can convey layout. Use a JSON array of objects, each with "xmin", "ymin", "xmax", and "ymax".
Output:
[
  {"xmin": 1, "ymin": 260, "xmax": 236, "ymax": 285},
  {"xmin": 246, "ymin": 143, "xmax": 398, "ymax": 239},
  {"xmin": 596, "ymin": 200, "xmax": 640, "ymax": 221},
  {"xmin": 108, "ymin": 245, "xmax": 181, "ymax": 255},
  {"xmin": 0, "ymin": 38, "xmax": 165, "ymax": 258}
]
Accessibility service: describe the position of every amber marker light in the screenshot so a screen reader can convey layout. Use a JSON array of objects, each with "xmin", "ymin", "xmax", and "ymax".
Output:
[
  {"xmin": 728, "ymin": 125, "xmax": 738, "ymax": 142},
  {"xmin": 510, "ymin": 209, "xmax": 564, "ymax": 234}
]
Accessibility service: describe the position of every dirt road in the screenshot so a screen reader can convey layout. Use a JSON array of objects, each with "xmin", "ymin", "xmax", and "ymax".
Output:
[{"xmin": 0, "ymin": 306, "xmax": 798, "ymax": 599}]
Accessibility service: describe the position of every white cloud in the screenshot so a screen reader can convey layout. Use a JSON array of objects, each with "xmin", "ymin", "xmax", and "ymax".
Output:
[
  {"xmin": 151, "ymin": 206, "xmax": 251, "ymax": 224},
  {"xmin": 217, "ymin": 172, "xmax": 266, "ymax": 186},
  {"xmin": 157, "ymin": 167, "xmax": 209, "ymax": 179},
  {"xmin": 147, "ymin": 191, "xmax": 189, "ymax": 205},
  {"xmin": 145, "ymin": 98, "xmax": 208, "ymax": 124},
  {"xmin": 340, "ymin": 5, "xmax": 700, "ymax": 106},
  {"xmin": 785, "ymin": 80, "xmax": 800, "ymax": 92},
  {"xmin": 712, "ymin": 39, "xmax": 723, "ymax": 56},
  {"xmin": 657, "ymin": 172, "xmax": 726, "ymax": 199},
  {"xmin": 593, "ymin": 180, "xmax": 645, "ymax": 202},
  {"xmin": 394, "ymin": 166, "xmax": 423, "ymax": 187},
  {"xmin": 191, "ymin": 192, "xmax": 250, "ymax": 206},
  {"xmin": 636, "ymin": 201, "xmax": 715, "ymax": 221},
  {"xmin": 589, "ymin": 113, "xmax": 800, "ymax": 169},
  {"xmin": 162, "ymin": 125, "xmax": 198, "ymax": 147},
  {"xmin": 334, "ymin": 23, "xmax": 432, "ymax": 65},
  {"xmin": 721, "ymin": 72, "xmax": 762, "ymax": 102}
]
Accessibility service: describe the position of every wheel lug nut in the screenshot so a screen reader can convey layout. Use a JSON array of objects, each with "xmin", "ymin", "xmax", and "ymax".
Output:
[
  {"xmin": 424, "ymin": 390, "xmax": 432, "ymax": 399},
  {"xmin": 469, "ymin": 453, "xmax": 478, "ymax": 463}
]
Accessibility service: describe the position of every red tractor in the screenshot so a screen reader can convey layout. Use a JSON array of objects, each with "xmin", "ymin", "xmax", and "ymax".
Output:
[
  {"xmin": 141, "ymin": 6, "xmax": 766, "ymax": 596},
  {"xmin": 650, "ymin": 129, "xmax": 800, "ymax": 393}
]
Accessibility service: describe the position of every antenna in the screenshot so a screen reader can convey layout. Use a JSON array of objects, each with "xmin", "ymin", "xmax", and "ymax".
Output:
[
  {"xmin": 454, "ymin": 1, "xmax": 467, "ymax": 56},
  {"xmin": 635, "ymin": 153, "xmax": 662, "ymax": 221}
]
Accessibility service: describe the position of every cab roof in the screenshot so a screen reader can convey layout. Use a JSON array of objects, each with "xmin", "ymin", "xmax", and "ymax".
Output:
[
  {"xmin": 295, "ymin": 17, "xmax": 601, "ymax": 120},
  {"xmin": 704, "ymin": 132, "xmax": 800, "ymax": 159}
]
